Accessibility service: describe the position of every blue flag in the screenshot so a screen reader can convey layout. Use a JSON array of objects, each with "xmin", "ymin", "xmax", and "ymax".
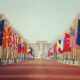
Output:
[
  {"xmin": 76, "ymin": 19, "xmax": 80, "ymax": 45},
  {"xmin": 0, "ymin": 20, "xmax": 4, "ymax": 46}
]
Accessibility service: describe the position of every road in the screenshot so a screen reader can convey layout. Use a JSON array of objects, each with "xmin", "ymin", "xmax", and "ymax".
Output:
[{"xmin": 0, "ymin": 59, "xmax": 80, "ymax": 80}]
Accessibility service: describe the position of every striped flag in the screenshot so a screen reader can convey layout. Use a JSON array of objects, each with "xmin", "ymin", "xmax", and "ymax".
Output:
[
  {"xmin": 70, "ymin": 35, "xmax": 76, "ymax": 48},
  {"xmin": 18, "ymin": 43, "xmax": 21, "ymax": 53},
  {"xmin": 57, "ymin": 39, "xmax": 64, "ymax": 53},
  {"xmin": 27, "ymin": 46, "xmax": 31, "ymax": 54}
]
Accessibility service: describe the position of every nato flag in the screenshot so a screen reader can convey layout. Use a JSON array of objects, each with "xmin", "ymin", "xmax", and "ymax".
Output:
[
  {"xmin": 76, "ymin": 19, "xmax": 80, "ymax": 45},
  {"xmin": 0, "ymin": 20, "xmax": 4, "ymax": 46}
]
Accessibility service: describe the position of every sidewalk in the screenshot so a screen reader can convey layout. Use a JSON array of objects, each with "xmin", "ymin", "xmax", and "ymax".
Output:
[{"xmin": 58, "ymin": 59, "xmax": 79, "ymax": 66}]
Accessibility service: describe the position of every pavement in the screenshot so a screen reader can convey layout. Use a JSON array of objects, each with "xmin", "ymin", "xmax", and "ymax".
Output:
[{"xmin": 0, "ymin": 59, "xmax": 80, "ymax": 80}]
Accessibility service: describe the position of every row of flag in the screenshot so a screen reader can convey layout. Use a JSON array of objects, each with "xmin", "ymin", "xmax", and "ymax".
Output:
[
  {"xmin": 48, "ymin": 15, "xmax": 80, "ymax": 57},
  {"xmin": 0, "ymin": 15, "xmax": 33, "ymax": 61}
]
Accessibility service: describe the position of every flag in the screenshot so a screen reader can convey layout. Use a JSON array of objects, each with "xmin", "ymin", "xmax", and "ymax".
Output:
[
  {"xmin": 25, "ymin": 43, "xmax": 28, "ymax": 54},
  {"xmin": 27, "ymin": 46, "xmax": 31, "ymax": 54},
  {"xmin": 18, "ymin": 44, "xmax": 21, "ymax": 53},
  {"xmin": 3, "ymin": 27, "xmax": 12, "ymax": 48},
  {"xmin": 11, "ymin": 31, "xmax": 16, "ymax": 49},
  {"xmin": 64, "ymin": 33, "xmax": 71, "ymax": 52},
  {"xmin": 27, "ymin": 46, "xmax": 33, "ymax": 55},
  {"xmin": 70, "ymin": 27, "xmax": 77, "ymax": 48},
  {"xmin": 11, "ymin": 32, "xmax": 15, "ymax": 44},
  {"xmin": 72, "ymin": 16, "xmax": 78, "ymax": 29},
  {"xmin": 70, "ymin": 27, "xmax": 75, "ymax": 35},
  {"xmin": 57, "ymin": 39, "xmax": 64, "ymax": 53},
  {"xmin": 0, "ymin": 20, "xmax": 4, "ymax": 46},
  {"xmin": 76, "ymin": 19, "xmax": 80, "ymax": 45},
  {"xmin": 70, "ymin": 35, "xmax": 76, "ymax": 48},
  {"xmin": 16, "ymin": 36, "xmax": 20, "ymax": 45},
  {"xmin": 21, "ymin": 44, "xmax": 25, "ymax": 54},
  {"xmin": 30, "ymin": 47, "xmax": 33, "ymax": 55},
  {"xmin": 48, "ymin": 48, "xmax": 53, "ymax": 56},
  {"xmin": 53, "ymin": 43, "xmax": 57, "ymax": 54}
]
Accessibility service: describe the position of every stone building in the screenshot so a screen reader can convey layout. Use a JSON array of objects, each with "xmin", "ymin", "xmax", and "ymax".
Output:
[{"xmin": 30, "ymin": 41, "xmax": 52, "ymax": 59}]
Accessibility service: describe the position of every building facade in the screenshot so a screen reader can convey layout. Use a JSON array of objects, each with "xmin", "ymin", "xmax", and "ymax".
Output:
[{"xmin": 30, "ymin": 41, "xmax": 52, "ymax": 59}]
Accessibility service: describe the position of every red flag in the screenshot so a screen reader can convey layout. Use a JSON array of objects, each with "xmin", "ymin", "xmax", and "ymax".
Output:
[
  {"xmin": 48, "ymin": 48, "xmax": 53, "ymax": 56},
  {"xmin": 21, "ymin": 45, "xmax": 25, "ymax": 54},
  {"xmin": 64, "ymin": 33, "xmax": 71, "ymax": 52},
  {"xmin": 58, "ymin": 48, "xmax": 63, "ymax": 53},
  {"xmin": 3, "ymin": 27, "xmax": 12, "ymax": 48},
  {"xmin": 17, "ymin": 44, "xmax": 21, "ymax": 53}
]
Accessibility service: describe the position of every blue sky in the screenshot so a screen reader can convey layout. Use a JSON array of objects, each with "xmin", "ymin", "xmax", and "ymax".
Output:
[{"xmin": 0, "ymin": 0, "xmax": 80, "ymax": 42}]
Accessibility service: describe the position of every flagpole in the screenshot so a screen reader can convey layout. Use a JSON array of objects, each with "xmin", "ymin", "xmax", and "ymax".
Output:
[
  {"xmin": 77, "ymin": 48, "xmax": 79, "ymax": 65},
  {"xmin": 75, "ymin": 48, "xmax": 76, "ymax": 64},
  {"xmin": 0, "ymin": 46, "xmax": 3, "ymax": 64},
  {"xmin": 76, "ymin": 48, "xmax": 78, "ymax": 64},
  {"xmin": 6, "ymin": 46, "xmax": 9, "ymax": 64},
  {"xmin": 11, "ymin": 47, "xmax": 13, "ymax": 63},
  {"xmin": 75, "ymin": 48, "xmax": 77, "ymax": 64},
  {"xmin": 64, "ymin": 52, "xmax": 66, "ymax": 63},
  {"xmin": 78, "ymin": 48, "xmax": 80, "ymax": 65},
  {"xmin": 72, "ymin": 48, "xmax": 75, "ymax": 64},
  {"xmin": 6, "ymin": 41, "xmax": 9, "ymax": 64}
]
